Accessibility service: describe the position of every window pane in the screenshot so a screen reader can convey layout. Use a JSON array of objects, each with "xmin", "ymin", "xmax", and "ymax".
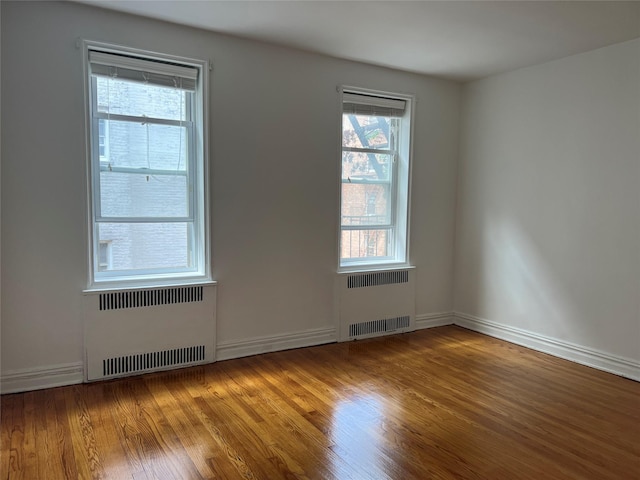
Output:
[
  {"xmin": 100, "ymin": 172, "xmax": 188, "ymax": 218},
  {"xmin": 102, "ymin": 120, "xmax": 188, "ymax": 171},
  {"xmin": 342, "ymin": 151, "xmax": 391, "ymax": 181},
  {"xmin": 342, "ymin": 114, "xmax": 394, "ymax": 150},
  {"xmin": 341, "ymin": 183, "xmax": 390, "ymax": 226},
  {"xmin": 98, "ymin": 223, "xmax": 192, "ymax": 271},
  {"xmin": 96, "ymin": 77, "xmax": 188, "ymax": 122},
  {"xmin": 341, "ymin": 229, "xmax": 391, "ymax": 260}
]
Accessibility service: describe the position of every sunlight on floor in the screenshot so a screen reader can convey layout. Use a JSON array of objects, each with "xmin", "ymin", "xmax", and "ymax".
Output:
[{"xmin": 329, "ymin": 393, "xmax": 394, "ymax": 479}]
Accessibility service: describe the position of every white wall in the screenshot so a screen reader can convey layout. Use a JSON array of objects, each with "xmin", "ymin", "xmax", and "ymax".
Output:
[
  {"xmin": 455, "ymin": 39, "xmax": 640, "ymax": 362},
  {"xmin": 0, "ymin": 0, "xmax": 3, "ymax": 381},
  {"xmin": 0, "ymin": 1, "xmax": 460, "ymax": 380}
]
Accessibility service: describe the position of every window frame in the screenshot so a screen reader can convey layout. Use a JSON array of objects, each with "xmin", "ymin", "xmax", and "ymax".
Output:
[
  {"xmin": 89, "ymin": 76, "xmax": 196, "ymax": 225},
  {"xmin": 337, "ymin": 86, "xmax": 414, "ymax": 272},
  {"xmin": 83, "ymin": 41, "xmax": 211, "ymax": 289}
]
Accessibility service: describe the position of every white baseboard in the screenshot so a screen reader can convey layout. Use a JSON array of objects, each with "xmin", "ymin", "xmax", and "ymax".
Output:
[
  {"xmin": 4, "ymin": 316, "xmax": 635, "ymax": 393},
  {"xmin": 415, "ymin": 312, "xmax": 455, "ymax": 329},
  {"xmin": 1, "ymin": 362, "xmax": 84, "ymax": 394},
  {"xmin": 454, "ymin": 312, "xmax": 640, "ymax": 382},
  {"xmin": 1, "ymin": 328, "xmax": 338, "ymax": 393},
  {"xmin": 216, "ymin": 326, "xmax": 337, "ymax": 362}
]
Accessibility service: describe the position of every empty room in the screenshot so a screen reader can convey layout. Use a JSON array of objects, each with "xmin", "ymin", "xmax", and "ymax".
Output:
[{"xmin": 1, "ymin": 1, "xmax": 639, "ymax": 478}]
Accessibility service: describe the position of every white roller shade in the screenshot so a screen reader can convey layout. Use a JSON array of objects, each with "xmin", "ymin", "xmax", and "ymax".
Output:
[
  {"xmin": 343, "ymin": 92, "xmax": 406, "ymax": 117},
  {"xmin": 89, "ymin": 50, "xmax": 198, "ymax": 91}
]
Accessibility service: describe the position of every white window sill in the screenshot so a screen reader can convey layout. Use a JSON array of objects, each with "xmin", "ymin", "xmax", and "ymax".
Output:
[
  {"xmin": 337, "ymin": 263, "xmax": 415, "ymax": 275},
  {"xmin": 83, "ymin": 279, "xmax": 217, "ymax": 294}
]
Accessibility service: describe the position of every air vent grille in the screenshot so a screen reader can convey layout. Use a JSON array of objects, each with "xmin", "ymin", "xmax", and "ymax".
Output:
[
  {"xmin": 347, "ymin": 270, "xmax": 409, "ymax": 289},
  {"xmin": 99, "ymin": 286, "xmax": 203, "ymax": 311},
  {"xmin": 349, "ymin": 315, "xmax": 410, "ymax": 338},
  {"xmin": 102, "ymin": 345, "xmax": 206, "ymax": 377}
]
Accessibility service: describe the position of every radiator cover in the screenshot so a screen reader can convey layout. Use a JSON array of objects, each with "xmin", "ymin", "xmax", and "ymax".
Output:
[
  {"xmin": 83, "ymin": 284, "xmax": 216, "ymax": 381},
  {"xmin": 338, "ymin": 269, "xmax": 416, "ymax": 341}
]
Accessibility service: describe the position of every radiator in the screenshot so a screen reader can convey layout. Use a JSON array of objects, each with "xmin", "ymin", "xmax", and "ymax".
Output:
[
  {"xmin": 83, "ymin": 283, "xmax": 216, "ymax": 381},
  {"xmin": 338, "ymin": 269, "xmax": 415, "ymax": 341}
]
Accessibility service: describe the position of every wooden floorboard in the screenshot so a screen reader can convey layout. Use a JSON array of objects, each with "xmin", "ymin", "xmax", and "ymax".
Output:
[{"xmin": 1, "ymin": 326, "xmax": 638, "ymax": 479}]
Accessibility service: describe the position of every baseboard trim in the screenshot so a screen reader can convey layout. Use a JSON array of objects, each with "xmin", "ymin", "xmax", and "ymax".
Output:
[
  {"xmin": 216, "ymin": 326, "xmax": 337, "ymax": 362},
  {"xmin": 2, "ymin": 327, "xmax": 338, "ymax": 393},
  {"xmin": 454, "ymin": 312, "xmax": 640, "ymax": 381},
  {"xmin": 5, "ymin": 316, "xmax": 635, "ymax": 393},
  {"xmin": 415, "ymin": 312, "xmax": 455, "ymax": 330},
  {"xmin": 1, "ymin": 362, "xmax": 84, "ymax": 394}
]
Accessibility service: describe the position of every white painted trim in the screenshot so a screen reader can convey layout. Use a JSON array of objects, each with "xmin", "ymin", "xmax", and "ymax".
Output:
[
  {"xmin": 82, "ymin": 39, "xmax": 211, "ymax": 291},
  {"xmin": 216, "ymin": 327, "xmax": 337, "ymax": 362},
  {"xmin": 1, "ymin": 362, "xmax": 84, "ymax": 394},
  {"xmin": 337, "ymin": 264, "xmax": 415, "ymax": 275},
  {"xmin": 454, "ymin": 312, "xmax": 640, "ymax": 382},
  {"xmin": 415, "ymin": 312, "xmax": 455, "ymax": 329},
  {"xmin": 5, "ymin": 316, "xmax": 635, "ymax": 393}
]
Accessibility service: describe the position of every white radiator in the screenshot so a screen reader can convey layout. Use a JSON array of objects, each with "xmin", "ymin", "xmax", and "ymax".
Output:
[
  {"xmin": 338, "ymin": 269, "xmax": 415, "ymax": 341},
  {"xmin": 83, "ymin": 283, "xmax": 216, "ymax": 381}
]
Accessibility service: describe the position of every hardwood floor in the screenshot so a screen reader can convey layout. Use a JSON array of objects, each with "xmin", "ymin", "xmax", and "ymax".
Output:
[{"xmin": 1, "ymin": 326, "xmax": 639, "ymax": 479}]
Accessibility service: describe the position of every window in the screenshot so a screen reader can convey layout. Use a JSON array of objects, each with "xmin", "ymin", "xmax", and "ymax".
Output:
[
  {"xmin": 339, "ymin": 88, "xmax": 413, "ymax": 269},
  {"xmin": 85, "ymin": 44, "xmax": 209, "ymax": 286}
]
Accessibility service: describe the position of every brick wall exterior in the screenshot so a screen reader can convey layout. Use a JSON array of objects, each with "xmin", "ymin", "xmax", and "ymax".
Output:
[{"xmin": 97, "ymin": 78, "xmax": 191, "ymax": 272}]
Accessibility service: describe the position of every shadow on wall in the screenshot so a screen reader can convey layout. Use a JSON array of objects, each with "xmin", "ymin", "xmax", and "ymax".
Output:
[{"xmin": 474, "ymin": 214, "xmax": 577, "ymax": 340}]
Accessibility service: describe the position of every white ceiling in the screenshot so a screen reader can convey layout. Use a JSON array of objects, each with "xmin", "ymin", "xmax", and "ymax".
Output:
[{"xmin": 80, "ymin": 1, "xmax": 640, "ymax": 81}]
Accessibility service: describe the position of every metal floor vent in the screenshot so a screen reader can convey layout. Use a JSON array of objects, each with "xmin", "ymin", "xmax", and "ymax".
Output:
[
  {"xmin": 103, "ymin": 345, "xmax": 206, "ymax": 377},
  {"xmin": 349, "ymin": 315, "xmax": 411, "ymax": 338},
  {"xmin": 99, "ymin": 286, "xmax": 203, "ymax": 311},
  {"xmin": 347, "ymin": 270, "xmax": 409, "ymax": 289}
]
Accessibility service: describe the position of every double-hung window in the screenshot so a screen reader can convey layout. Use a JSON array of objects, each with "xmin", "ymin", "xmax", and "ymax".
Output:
[
  {"xmin": 85, "ymin": 44, "xmax": 209, "ymax": 286},
  {"xmin": 339, "ymin": 88, "xmax": 413, "ymax": 269}
]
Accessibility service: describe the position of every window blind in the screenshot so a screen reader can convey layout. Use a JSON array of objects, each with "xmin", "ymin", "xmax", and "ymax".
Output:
[
  {"xmin": 343, "ymin": 92, "xmax": 406, "ymax": 117},
  {"xmin": 89, "ymin": 50, "xmax": 198, "ymax": 91}
]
